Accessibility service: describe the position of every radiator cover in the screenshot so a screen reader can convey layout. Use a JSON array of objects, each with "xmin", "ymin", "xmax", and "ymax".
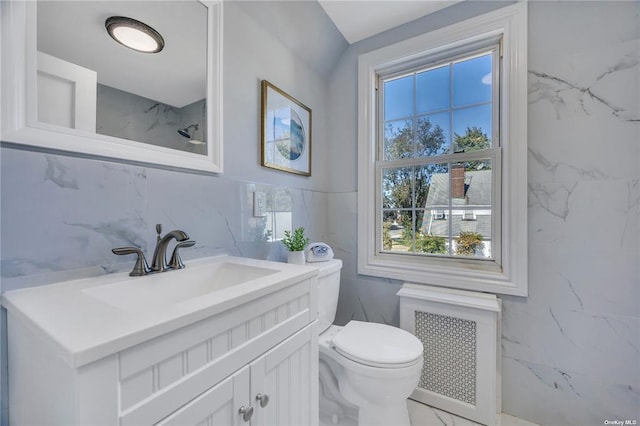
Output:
[{"xmin": 398, "ymin": 284, "xmax": 501, "ymax": 426}]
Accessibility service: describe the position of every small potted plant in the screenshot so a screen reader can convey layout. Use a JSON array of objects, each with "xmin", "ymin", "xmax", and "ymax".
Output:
[{"xmin": 282, "ymin": 227, "xmax": 310, "ymax": 264}]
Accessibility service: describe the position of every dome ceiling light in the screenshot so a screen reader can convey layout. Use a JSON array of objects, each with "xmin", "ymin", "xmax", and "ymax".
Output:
[{"xmin": 105, "ymin": 16, "xmax": 165, "ymax": 54}]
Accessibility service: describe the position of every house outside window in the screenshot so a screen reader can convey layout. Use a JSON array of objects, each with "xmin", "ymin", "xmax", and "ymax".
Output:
[
  {"xmin": 422, "ymin": 164, "xmax": 492, "ymax": 257},
  {"xmin": 357, "ymin": 3, "xmax": 528, "ymax": 296}
]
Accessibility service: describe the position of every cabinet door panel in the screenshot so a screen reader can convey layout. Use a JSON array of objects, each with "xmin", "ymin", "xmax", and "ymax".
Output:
[
  {"xmin": 251, "ymin": 323, "xmax": 318, "ymax": 426},
  {"xmin": 156, "ymin": 366, "xmax": 250, "ymax": 426}
]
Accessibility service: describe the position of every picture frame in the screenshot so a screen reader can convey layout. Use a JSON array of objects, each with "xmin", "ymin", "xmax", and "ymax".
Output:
[{"xmin": 261, "ymin": 80, "xmax": 312, "ymax": 176}]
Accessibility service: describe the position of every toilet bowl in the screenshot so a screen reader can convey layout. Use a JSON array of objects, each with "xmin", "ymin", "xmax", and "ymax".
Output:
[{"xmin": 313, "ymin": 259, "xmax": 424, "ymax": 426}]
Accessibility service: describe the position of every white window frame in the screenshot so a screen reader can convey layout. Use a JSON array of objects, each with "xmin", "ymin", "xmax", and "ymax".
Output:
[{"xmin": 357, "ymin": 3, "xmax": 527, "ymax": 296}]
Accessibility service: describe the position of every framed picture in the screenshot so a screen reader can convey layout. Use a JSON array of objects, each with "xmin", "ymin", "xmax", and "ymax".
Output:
[{"xmin": 261, "ymin": 80, "xmax": 311, "ymax": 176}]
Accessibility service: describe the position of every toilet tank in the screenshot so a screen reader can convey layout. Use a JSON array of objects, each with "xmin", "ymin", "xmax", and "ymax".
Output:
[{"xmin": 312, "ymin": 259, "xmax": 342, "ymax": 333}]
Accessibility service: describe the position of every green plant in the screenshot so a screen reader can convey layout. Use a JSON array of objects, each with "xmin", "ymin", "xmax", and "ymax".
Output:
[
  {"xmin": 415, "ymin": 234, "xmax": 447, "ymax": 254},
  {"xmin": 282, "ymin": 227, "xmax": 310, "ymax": 252},
  {"xmin": 382, "ymin": 223, "xmax": 393, "ymax": 250},
  {"xmin": 455, "ymin": 231, "xmax": 484, "ymax": 256}
]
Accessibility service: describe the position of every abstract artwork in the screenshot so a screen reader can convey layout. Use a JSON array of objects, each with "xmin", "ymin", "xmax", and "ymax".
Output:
[{"xmin": 261, "ymin": 80, "xmax": 311, "ymax": 176}]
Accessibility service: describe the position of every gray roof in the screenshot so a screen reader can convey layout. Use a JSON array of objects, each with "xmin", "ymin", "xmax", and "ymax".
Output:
[
  {"xmin": 422, "ymin": 169, "xmax": 492, "ymax": 238},
  {"xmin": 424, "ymin": 170, "xmax": 492, "ymax": 207}
]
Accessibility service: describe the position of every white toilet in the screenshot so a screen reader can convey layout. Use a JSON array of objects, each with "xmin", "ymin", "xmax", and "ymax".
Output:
[{"xmin": 314, "ymin": 259, "xmax": 423, "ymax": 426}]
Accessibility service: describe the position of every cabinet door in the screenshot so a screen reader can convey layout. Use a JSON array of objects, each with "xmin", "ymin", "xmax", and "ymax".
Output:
[
  {"xmin": 250, "ymin": 323, "xmax": 319, "ymax": 426},
  {"xmin": 156, "ymin": 366, "xmax": 250, "ymax": 426}
]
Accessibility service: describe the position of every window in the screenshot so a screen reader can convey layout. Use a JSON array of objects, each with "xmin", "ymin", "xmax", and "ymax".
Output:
[
  {"xmin": 380, "ymin": 47, "xmax": 499, "ymax": 261},
  {"xmin": 357, "ymin": 3, "xmax": 528, "ymax": 296}
]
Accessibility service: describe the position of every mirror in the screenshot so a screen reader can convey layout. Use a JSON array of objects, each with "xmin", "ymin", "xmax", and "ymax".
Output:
[
  {"xmin": 1, "ymin": 0, "xmax": 223, "ymax": 173},
  {"xmin": 37, "ymin": 1, "xmax": 209, "ymax": 155}
]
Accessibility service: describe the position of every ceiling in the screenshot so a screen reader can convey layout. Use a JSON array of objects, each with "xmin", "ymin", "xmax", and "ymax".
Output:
[
  {"xmin": 318, "ymin": 0, "xmax": 463, "ymax": 44},
  {"xmin": 37, "ymin": 1, "xmax": 207, "ymax": 108}
]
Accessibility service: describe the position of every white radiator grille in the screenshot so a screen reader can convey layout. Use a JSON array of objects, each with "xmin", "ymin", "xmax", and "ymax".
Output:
[
  {"xmin": 415, "ymin": 311, "xmax": 477, "ymax": 405},
  {"xmin": 398, "ymin": 283, "xmax": 501, "ymax": 426}
]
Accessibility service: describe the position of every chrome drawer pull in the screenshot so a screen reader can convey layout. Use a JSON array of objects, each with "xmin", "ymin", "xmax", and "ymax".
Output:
[
  {"xmin": 239, "ymin": 405, "xmax": 254, "ymax": 422},
  {"xmin": 256, "ymin": 393, "xmax": 270, "ymax": 408}
]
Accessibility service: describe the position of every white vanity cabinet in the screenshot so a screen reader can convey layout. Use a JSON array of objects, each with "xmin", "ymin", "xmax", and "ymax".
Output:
[
  {"xmin": 4, "ymin": 257, "xmax": 319, "ymax": 426},
  {"xmin": 157, "ymin": 364, "xmax": 251, "ymax": 426},
  {"xmin": 158, "ymin": 324, "xmax": 317, "ymax": 426}
]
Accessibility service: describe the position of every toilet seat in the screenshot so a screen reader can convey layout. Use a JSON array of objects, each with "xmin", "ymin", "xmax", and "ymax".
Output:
[{"xmin": 331, "ymin": 321, "xmax": 423, "ymax": 368}]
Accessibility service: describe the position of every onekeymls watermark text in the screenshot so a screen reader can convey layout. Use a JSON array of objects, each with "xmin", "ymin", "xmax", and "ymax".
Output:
[{"xmin": 604, "ymin": 420, "xmax": 637, "ymax": 425}]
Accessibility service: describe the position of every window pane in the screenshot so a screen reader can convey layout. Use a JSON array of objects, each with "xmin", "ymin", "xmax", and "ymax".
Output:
[
  {"xmin": 420, "ymin": 209, "xmax": 450, "ymax": 252},
  {"xmin": 416, "ymin": 114, "xmax": 449, "ymax": 157},
  {"xmin": 453, "ymin": 53, "xmax": 492, "ymax": 107},
  {"xmin": 384, "ymin": 119, "xmax": 413, "ymax": 160},
  {"xmin": 416, "ymin": 65, "xmax": 449, "ymax": 114},
  {"xmin": 453, "ymin": 225, "xmax": 492, "ymax": 259},
  {"xmin": 416, "ymin": 163, "xmax": 449, "ymax": 209},
  {"xmin": 451, "ymin": 159, "xmax": 492, "ymax": 259},
  {"xmin": 460, "ymin": 159, "xmax": 492, "ymax": 206},
  {"xmin": 382, "ymin": 167, "xmax": 413, "ymax": 209},
  {"xmin": 415, "ymin": 211, "xmax": 448, "ymax": 255},
  {"xmin": 419, "ymin": 163, "xmax": 451, "ymax": 254},
  {"xmin": 453, "ymin": 104, "xmax": 492, "ymax": 152},
  {"xmin": 384, "ymin": 75, "xmax": 414, "ymax": 120},
  {"xmin": 416, "ymin": 163, "xmax": 449, "ymax": 210},
  {"xmin": 382, "ymin": 210, "xmax": 412, "ymax": 252}
]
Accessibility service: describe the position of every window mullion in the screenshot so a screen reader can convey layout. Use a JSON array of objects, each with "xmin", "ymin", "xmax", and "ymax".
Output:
[
  {"xmin": 448, "ymin": 162, "xmax": 453, "ymax": 256},
  {"xmin": 412, "ymin": 73, "xmax": 417, "ymax": 253},
  {"xmin": 412, "ymin": 73, "xmax": 417, "ymax": 159},
  {"xmin": 412, "ymin": 166, "xmax": 416, "ymax": 253},
  {"xmin": 376, "ymin": 75, "xmax": 384, "ymax": 161},
  {"xmin": 448, "ymin": 62, "xmax": 454, "ymax": 256},
  {"xmin": 494, "ymin": 44, "xmax": 501, "ymax": 148},
  {"xmin": 377, "ymin": 148, "xmax": 500, "ymax": 169}
]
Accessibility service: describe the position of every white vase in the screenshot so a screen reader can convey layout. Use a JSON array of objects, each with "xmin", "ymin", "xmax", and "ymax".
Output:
[{"xmin": 287, "ymin": 250, "xmax": 305, "ymax": 265}]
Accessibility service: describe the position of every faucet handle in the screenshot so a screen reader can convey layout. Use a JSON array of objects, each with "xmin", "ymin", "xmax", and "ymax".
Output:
[
  {"xmin": 112, "ymin": 247, "xmax": 150, "ymax": 276},
  {"xmin": 168, "ymin": 240, "xmax": 196, "ymax": 269}
]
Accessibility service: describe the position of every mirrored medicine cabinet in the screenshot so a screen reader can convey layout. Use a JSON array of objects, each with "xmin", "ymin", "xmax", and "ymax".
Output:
[{"xmin": 1, "ymin": 0, "xmax": 223, "ymax": 173}]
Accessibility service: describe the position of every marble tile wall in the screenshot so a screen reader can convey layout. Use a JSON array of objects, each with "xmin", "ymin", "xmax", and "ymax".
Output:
[
  {"xmin": 500, "ymin": 2, "xmax": 639, "ymax": 424},
  {"xmin": 97, "ymin": 84, "xmax": 207, "ymax": 154},
  {"xmin": 0, "ymin": 148, "xmax": 328, "ymax": 290},
  {"xmin": 326, "ymin": 1, "xmax": 639, "ymax": 425}
]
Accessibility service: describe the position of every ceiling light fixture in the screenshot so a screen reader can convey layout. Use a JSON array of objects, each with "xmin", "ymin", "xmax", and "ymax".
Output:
[{"xmin": 105, "ymin": 16, "xmax": 164, "ymax": 54}]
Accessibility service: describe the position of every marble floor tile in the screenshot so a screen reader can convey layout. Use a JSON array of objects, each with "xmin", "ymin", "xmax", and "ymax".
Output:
[
  {"xmin": 408, "ymin": 400, "xmax": 540, "ymax": 426},
  {"xmin": 320, "ymin": 399, "xmax": 539, "ymax": 426}
]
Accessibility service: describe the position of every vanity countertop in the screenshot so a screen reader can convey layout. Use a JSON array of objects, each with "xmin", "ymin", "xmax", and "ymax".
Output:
[{"xmin": 2, "ymin": 255, "xmax": 318, "ymax": 368}]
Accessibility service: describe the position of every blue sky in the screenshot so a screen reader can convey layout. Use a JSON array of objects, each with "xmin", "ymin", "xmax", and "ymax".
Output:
[{"xmin": 384, "ymin": 53, "xmax": 493, "ymax": 151}]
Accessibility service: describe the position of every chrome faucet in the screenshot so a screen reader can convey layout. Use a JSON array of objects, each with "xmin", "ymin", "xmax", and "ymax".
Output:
[
  {"xmin": 112, "ymin": 224, "xmax": 195, "ymax": 276},
  {"xmin": 150, "ymin": 224, "xmax": 190, "ymax": 272}
]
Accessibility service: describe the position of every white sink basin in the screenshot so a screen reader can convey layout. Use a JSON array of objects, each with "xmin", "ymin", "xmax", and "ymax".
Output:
[
  {"xmin": 83, "ymin": 261, "xmax": 279, "ymax": 312},
  {"xmin": 2, "ymin": 255, "xmax": 317, "ymax": 367}
]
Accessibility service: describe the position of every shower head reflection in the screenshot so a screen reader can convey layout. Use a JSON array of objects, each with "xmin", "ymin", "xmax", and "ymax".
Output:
[{"xmin": 177, "ymin": 124, "xmax": 199, "ymax": 139}]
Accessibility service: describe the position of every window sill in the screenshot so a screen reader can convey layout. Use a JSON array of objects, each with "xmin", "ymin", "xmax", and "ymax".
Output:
[{"xmin": 358, "ymin": 251, "xmax": 526, "ymax": 296}]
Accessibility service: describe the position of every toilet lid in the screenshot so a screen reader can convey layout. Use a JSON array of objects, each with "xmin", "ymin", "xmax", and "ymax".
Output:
[{"xmin": 332, "ymin": 321, "xmax": 423, "ymax": 368}]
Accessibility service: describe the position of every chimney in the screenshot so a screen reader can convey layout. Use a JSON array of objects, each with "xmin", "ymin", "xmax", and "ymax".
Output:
[{"xmin": 452, "ymin": 164, "xmax": 465, "ymax": 199}]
